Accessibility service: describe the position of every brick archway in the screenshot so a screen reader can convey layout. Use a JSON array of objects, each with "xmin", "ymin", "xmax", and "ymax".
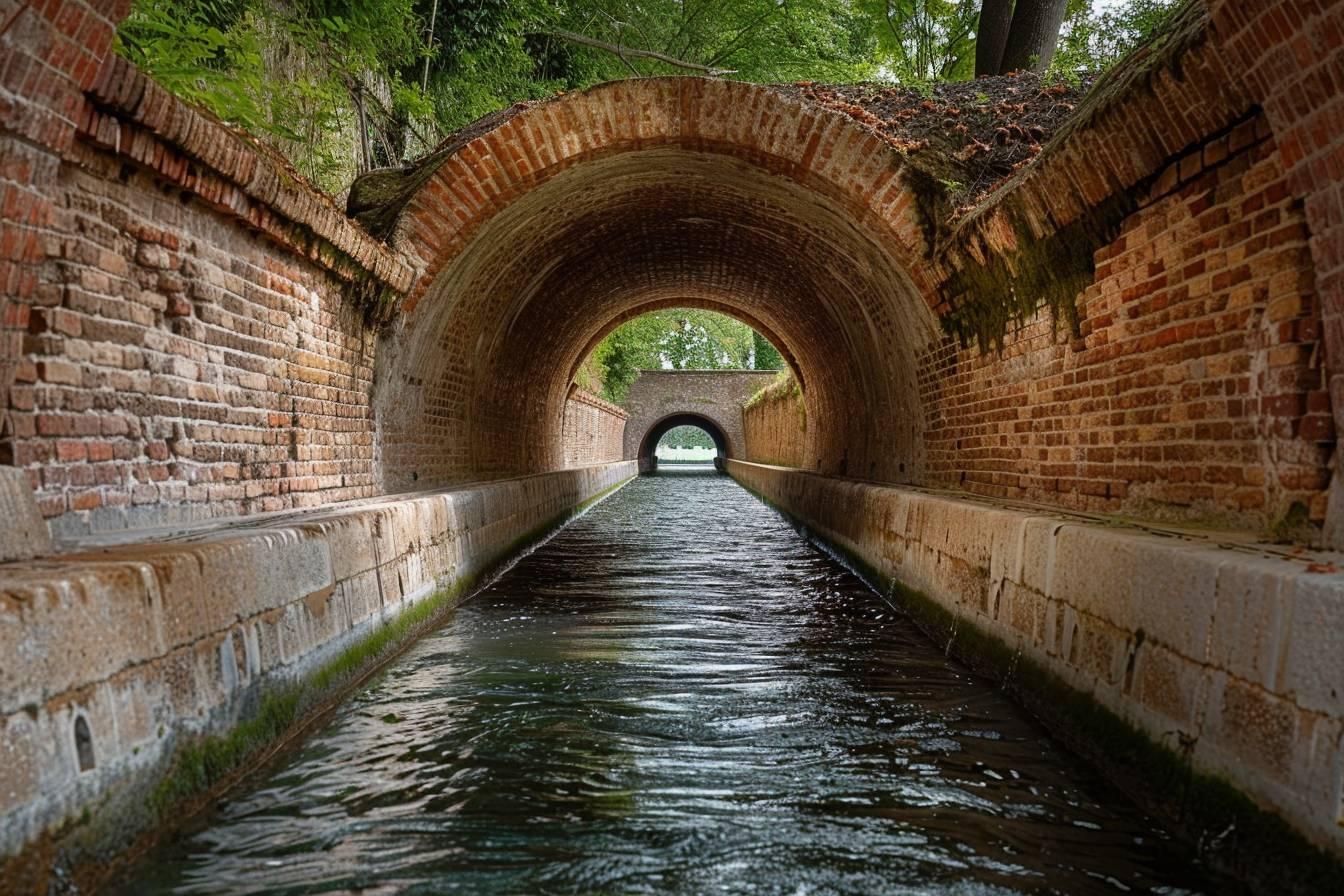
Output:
[
  {"xmin": 367, "ymin": 78, "xmax": 941, "ymax": 493},
  {"xmin": 636, "ymin": 413, "xmax": 729, "ymax": 473},
  {"xmin": 620, "ymin": 369, "xmax": 778, "ymax": 475}
]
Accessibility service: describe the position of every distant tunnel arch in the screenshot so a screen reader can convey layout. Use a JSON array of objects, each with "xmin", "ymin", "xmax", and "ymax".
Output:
[{"xmin": 638, "ymin": 414, "xmax": 729, "ymax": 473}]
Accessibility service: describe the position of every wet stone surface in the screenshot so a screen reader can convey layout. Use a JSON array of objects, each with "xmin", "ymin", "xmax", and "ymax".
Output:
[{"xmin": 120, "ymin": 471, "xmax": 1216, "ymax": 895}]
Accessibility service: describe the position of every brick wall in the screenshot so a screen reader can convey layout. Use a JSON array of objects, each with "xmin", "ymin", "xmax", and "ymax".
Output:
[
  {"xmin": 919, "ymin": 122, "xmax": 1331, "ymax": 531},
  {"xmin": 1, "ymin": 35, "xmax": 407, "ymax": 535},
  {"xmin": 1, "ymin": 1, "xmax": 129, "ymax": 462},
  {"xmin": 562, "ymin": 388, "xmax": 627, "ymax": 466},
  {"xmin": 742, "ymin": 376, "xmax": 807, "ymax": 469},
  {"xmin": 1205, "ymin": 0, "xmax": 1344, "ymax": 541},
  {"xmin": 11, "ymin": 146, "xmax": 380, "ymax": 535}
]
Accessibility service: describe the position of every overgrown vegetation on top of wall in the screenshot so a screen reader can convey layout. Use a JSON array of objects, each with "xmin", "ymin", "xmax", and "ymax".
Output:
[{"xmin": 116, "ymin": 0, "xmax": 1178, "ymax": 197}]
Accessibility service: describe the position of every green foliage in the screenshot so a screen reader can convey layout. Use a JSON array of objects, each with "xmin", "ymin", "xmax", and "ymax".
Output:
[
  {"xmin": 118, "ymin": 0, "xmax": 1183, "ymax": 192},
  {"xmin": 752, "ymin": 330, "xmax": 783, "ymax": 371},
  {"xmin": 119, "ymin": 0, "xmax": 430, "ymax": 189},
  {"xmin": 860, "ymin": 0, "xmax": 978, "ymax": 82},
  {"xmin": 589, "ymin": 309, "xmax": 784, "ymax": 404},
  {"xmin": 660, "ymin": 425, "xmax": 715, "ymax": 450},
  {"xmin": 119, "ymin": 0, "xmax": 877, "ymax": 190},
  {"xmin": 117, "ymin": 0, "xmax": 271, "ymax": 132},
  {"xmin": 1050, "ymin": 0, "xmax": 1182, "ymax": 76}
]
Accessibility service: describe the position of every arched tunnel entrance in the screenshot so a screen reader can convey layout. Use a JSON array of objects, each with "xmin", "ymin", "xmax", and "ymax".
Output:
[
  {"xmin": 361, "ymin": 79, "xmax": 939, "ymax": 493},
  {"xmin": 637, "ymin": 414, "xmax": 728, "ymax": 474}
]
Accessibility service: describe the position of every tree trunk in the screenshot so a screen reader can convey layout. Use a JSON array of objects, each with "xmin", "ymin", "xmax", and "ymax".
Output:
[
  {"xmin": 998, "ymin": 0, "xmax": 1069, "ymax": 73},
  {"xmin": 975, "ymin": 0, "xmax": 1014, "ymax": 77}
]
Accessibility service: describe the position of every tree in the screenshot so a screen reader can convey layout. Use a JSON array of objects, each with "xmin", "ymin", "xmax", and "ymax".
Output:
[
  {"xmin": 972, "ymin": 0, "xmax": 1072, "ymax": 76},
  {"xmin": 974, "ymin": 0, "xmax": 1013, "ymax": 76},
  {"xmin": 587, "ymin": 309, "xmax": 784, "ymax": 404},
  {"xmin": 753, "ymin": 331, "xmax": 784, "ymax": 371},
  {"xmin": 120, "ymin": 0, "xmax": 877, "ymax": 191},
  {"xmin": 997, "ymin": 0, "xmax": 1070, "ymax": 73},
  {"xmin": 865, "ymin": 0, "xmax": 979, "ymax": 82},
  {"xmin": 1050, "ymin": 0, "xmax": 1179, "ymax": 75},
  {"xmin": 661, "ymin": 425, "xmax": 715, "ymax": 450}
]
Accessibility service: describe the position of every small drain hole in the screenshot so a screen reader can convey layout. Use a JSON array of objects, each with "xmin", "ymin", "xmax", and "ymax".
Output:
[{"xmin": 74, "ymin": 716, "xmax": 96, "ymax": 772}]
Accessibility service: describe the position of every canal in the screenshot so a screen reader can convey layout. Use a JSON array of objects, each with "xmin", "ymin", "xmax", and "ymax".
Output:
[{"xmin": 120, "ymin": 471, "xmax": 1217, "ymax": 894}]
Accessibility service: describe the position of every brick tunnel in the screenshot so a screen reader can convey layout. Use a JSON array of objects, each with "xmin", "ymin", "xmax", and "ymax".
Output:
[
  {"xmin": 3, "ymin": 1, "xmax": 1344, "ymax": 891},
  {"xmin": 358, "ymin": 76, "xmax": 940, "ymax": 492}
]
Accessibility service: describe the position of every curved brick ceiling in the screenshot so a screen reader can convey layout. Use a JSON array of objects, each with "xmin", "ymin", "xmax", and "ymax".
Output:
[{"xmin": 373, "ymin": 79, "xmax": 941, "ymax": 490}]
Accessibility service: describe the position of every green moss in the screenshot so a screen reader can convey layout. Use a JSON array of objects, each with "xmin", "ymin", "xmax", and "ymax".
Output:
[
  {"xmin": 906, "ymin": 2, "xmax": 1216, "ymax": 353},
  {"xmin": 146, "ymin": 572, "xmax": 473, "ymax": 817},
  {"xmin": 743, "ymin": 370, "xmax": 795, "ymax": 410},
  {"xmin": 936, "ymin": 190, "xmax": 1134, "ymax": 352},
  {"xmin": 743, "ymin": 373, "xmax": 806, "ymax": 434},
  {"xmin": 732, "ymin": 474, "xmax": 1344, "ymax": 895},
  {"xmin": 1268, "ymin": 500, "xmax": 1313, "ymax": 545}
]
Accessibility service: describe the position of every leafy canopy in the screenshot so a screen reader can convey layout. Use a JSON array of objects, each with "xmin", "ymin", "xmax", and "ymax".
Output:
[
  {"xmin": 118, "ymin": 1, "xmax": 1180, "ymax": 193},
  {"xmin": 577, "ymin": 309, "xmax": 785, "ymax": 405}
]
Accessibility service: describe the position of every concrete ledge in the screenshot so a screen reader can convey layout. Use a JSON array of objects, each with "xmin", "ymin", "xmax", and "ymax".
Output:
[
  {"xmin": 727, "ymin": 460, "xmax": 1344, "ymax": 881},
  {"xmin": 0, "ymin": 461, "xmax": 635, "ymax": 886}
]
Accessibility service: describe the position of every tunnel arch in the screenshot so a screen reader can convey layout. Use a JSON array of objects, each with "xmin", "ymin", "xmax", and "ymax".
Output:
[
  {"xmin": 371, "ymin": 77, "xmax": 942, "ymax": 492},
  {"xmin": 638, "ymin": 414, "xmax": 730, "ymax": 472}
]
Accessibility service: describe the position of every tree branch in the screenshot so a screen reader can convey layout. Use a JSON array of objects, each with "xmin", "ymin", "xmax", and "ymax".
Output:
[{"xmin": 546, "ymin": 28, "xmax": 736, "ymax": 75}]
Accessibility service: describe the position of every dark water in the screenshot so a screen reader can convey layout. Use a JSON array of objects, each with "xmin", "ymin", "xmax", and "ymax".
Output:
[{"xmin": 122, "ymin": 472, "xmax": 1215, "ymax": 895}]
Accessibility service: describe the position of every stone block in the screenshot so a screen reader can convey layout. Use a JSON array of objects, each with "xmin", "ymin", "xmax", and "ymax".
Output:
[
  {"xmin": 1210, "ymin": 555, "xmax": 1295, "ymax": 688},
  {"xmin": 0, "ymin": 468, "xmax": 51, "ymax": 562},
  {"xmin": 0, "ymin": 562, "xmax": 163, "ymax": 713},
  {"xmin": 1279, "ymin": 571, "xmax": 1344, "ymax": 716}
]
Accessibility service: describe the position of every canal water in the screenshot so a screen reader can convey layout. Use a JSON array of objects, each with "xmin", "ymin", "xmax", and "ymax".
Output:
[{"xmin": 121, "ymin": 471, "xmax": 1217, "ymax": 894}]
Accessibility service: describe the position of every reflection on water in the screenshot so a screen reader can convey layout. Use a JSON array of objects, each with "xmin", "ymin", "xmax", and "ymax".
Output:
[{"xmin": 121, "ymin": 473, "xmax": 1215, "ymax": 895}]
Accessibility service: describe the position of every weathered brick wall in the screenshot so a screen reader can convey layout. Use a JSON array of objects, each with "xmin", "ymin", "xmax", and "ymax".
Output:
[
  {"xmin": 920, "ymin": 123, "xmax": 1331, "ymax": 531},
  {"xmin": 562, "ymin": 388, "xmax": 627, "ymax": 466},
  {"xmin": 742, "ymin": 375, "xmax": 807, "ymax": 469},
  {"xmin": 13, "ymin": 147, "xmax": 378, "ymax": 535},
  {"xmin": 1, "ymin": 1, "xmax": 130, "ymax": 463},
  {"xmin": 1205, "ymin": 0, "xmax": 1344, "ymax": 542},
  {"xmin": 1, "ymin": 39, "xmax": 409, "ymax": 535}
]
